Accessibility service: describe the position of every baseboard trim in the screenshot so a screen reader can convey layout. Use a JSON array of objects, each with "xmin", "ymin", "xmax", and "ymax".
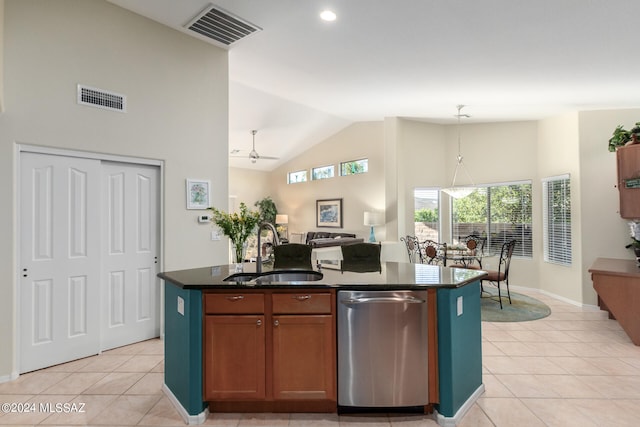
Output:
[
  {"xmin": 162, "ymin": 384, "xmax": 208, "ymax": 425},
  {"xmin": 510, "ymin": 285, "xmax": 600, "ymax": 311},
  {"xmin": 435, "ymin": 383, "xmax": 485, "ymax": 427},
  {"xmin": 0, "ymin": 372, "xmax": 19, "ymax": 384}
]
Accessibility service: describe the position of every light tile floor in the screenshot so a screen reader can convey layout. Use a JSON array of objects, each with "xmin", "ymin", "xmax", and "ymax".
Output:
[{"xmin": 1, "ymin": 289, "xmax": 639, "ymax": 426}]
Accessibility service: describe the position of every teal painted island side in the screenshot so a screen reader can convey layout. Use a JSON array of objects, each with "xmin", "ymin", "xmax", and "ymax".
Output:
[{"xmin": 159, "ymin": 262, "xmax": 486, "ymax": 426}]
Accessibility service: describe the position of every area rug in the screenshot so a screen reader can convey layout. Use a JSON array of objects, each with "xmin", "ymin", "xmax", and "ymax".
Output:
[{"xmin": 481, "ymin": 288, "xmax": 551, "ymax": 322}]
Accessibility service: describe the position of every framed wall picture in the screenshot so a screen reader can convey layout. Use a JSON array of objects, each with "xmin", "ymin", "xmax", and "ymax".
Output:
[
  {"xmin": 316, "ymin": 198, "xmax": 343, "ymax": 228},
  {"xmin": 186, "ymin": 179, "xmax": 211, "ymax": 210}
]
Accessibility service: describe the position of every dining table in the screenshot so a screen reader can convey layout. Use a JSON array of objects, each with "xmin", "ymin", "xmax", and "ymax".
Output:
[{"xmin": 441, "ymin": 244, "xmax": 483, "ymax": 268}]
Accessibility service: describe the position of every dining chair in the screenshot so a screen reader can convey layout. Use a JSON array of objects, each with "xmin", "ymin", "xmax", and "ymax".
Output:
[
  {"xmin": 340, "ymin": 242, "xmax": 382, "ymax": 273},
  {"xmin": 273, "ymin": 243, "xmax": 313, "ymax": 270},
  {"xmin": 400, "ymin": 236, "xmax": 423, "ymax": 263},
  {"xmin": 460, "ymin": 234, "xmax": 486, "ymax": 268},
  {"xmin": 481, "ymin": 239, "xmax": 517, "ymax": 309},
  {"xmin": 421, "ymin": 239, "xmax": 445, "ymax": 265}
]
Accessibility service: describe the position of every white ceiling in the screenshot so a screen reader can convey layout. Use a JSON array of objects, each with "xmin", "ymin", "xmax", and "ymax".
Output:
[{"xmin": 108, "ymin": 0, "xmax": 640, "ymax": 170}]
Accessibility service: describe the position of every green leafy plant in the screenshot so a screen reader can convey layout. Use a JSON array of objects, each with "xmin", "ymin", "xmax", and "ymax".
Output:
[
  {"xmin": 254, "ymin": 197, "xmax": 278, "ymax": 224},
  {"xmin": 608, "ymin": 123, "xmax": 640, "ymax": 152},
  {"xmin": 208, "ymin": 202, "xmax": 260, "ymax": 263}
]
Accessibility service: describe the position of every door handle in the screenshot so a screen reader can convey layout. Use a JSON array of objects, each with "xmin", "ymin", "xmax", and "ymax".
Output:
[
  {"xmin": 225, "ymin": 295, "xmax": 245, "ymax": 302},
  {"xmin": 22, "ymin": 268, "xmax": 28, "ymax": 278},
  {"xmin": 292, "ymin": 295, "xmax": 311, "ymax": 301},
  {"xmin": 341, "ymin": 296, "xmax": 425, "ymax": 304}
]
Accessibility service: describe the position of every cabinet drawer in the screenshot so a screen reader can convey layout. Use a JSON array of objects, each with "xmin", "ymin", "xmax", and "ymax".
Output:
[
  {"xmin": 272, "ymin": 293, "xmax": 332, "ymax": 314},
  {"xmin": 204, "ymin": 293, "xmax": 264, "ymax": 314}
]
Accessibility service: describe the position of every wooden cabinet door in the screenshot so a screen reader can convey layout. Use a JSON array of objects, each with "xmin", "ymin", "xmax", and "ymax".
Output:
[
  {"xmin": 271, "ymin": 315, "xmax": 335, "ymax": 401},
  {"xmin": 204, "ymin": 315, "xmax": 266, "ymax": 400},
  {"xmin": 617, "ymin": 144, "xmax": 640, "ymax": 219}
]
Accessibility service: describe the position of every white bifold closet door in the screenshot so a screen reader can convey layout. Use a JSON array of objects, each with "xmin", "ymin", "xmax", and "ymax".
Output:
[
  {"xmin": 19, "ymin": 153, "xmax": 160, "ymax": 373},
  {"xmin": 101, "ymin": 161, "xmax": 160, "ymax": 351},
  {"xmin": 20, "ymin": 153, "xmax": 102, "ymax": 373}
]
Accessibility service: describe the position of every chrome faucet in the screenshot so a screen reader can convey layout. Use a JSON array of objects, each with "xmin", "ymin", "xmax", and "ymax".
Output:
[{"xmin": 256, "ymin": 222, "xmax": 281, "ymax": 273}]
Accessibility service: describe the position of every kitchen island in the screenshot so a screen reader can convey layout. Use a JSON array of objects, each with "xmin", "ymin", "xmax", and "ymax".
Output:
[{"xmin": 158, "ymin": 262, "xmax": 486, "ymax": 427}]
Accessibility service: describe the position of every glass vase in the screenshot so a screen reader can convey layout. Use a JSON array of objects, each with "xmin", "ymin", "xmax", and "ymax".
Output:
[{"xmin": 233, "ymin": 240, "xmax": 247, "ymax": 272}]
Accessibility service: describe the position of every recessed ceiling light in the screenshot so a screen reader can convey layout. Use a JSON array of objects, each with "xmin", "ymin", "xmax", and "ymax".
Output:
[{"xmin": 320, "ymin": 10, "xmax": 337, "ymax": 22}]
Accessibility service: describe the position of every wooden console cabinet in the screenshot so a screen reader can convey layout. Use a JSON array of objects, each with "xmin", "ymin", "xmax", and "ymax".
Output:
[
  {"xmin": 203, "ymin": 289, "xmax": 336, "ymax": 412},
  {"xmin": 617, "ymin": 144, "xmax": 640, "ymax": 219},
  {"xmin": 589, "ymin": 258, "xmax": 640, "ymax": 345}
]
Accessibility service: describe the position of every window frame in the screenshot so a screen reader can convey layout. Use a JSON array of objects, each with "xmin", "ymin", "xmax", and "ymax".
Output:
[
  {"xmin": 339, "ymin": 158, "xmax": 368, "ymax": 176},
  {"xmin": 450, "ymin": 180, "xmax": 533, "ymax": 259},
  {"xmin": 542, "ymin": 174, "xmax": 572, "ymax": 266},
  {"xmin": 287, "ymin": 170, "xmax": 308, "ymax": 184},
  {"xmin": 311, "ymin": 165, "xmax": 335, "ymax": 181}
]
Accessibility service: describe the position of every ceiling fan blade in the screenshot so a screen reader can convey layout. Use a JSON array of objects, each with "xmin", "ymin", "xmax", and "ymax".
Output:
[{"xmin": 228, "ymin": 129, "xmax": 280, "ymax": 162}]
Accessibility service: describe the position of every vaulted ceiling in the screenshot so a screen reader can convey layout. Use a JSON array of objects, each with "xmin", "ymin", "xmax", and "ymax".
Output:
[{"xmin": 108, "ymin": 0, "xmax": 640, "ymax": 170}]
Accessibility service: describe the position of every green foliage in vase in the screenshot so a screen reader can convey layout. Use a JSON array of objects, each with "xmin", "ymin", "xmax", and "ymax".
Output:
[{"xmin": 208, "ymin": 202, "xmax": 260, "ymax": 262}]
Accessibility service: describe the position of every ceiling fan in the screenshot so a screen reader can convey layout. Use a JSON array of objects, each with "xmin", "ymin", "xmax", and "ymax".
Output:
[{"xmin": 231, "ymin": 130, "xmax": 279, "ymax": 163}]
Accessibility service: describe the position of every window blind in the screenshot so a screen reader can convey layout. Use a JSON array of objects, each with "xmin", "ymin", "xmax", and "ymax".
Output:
[
  {"xmin": 542, "ymin": 175, "xmax": 572, "ymax": 265},
  {"xmin": 451, "ymin": 181, "xmax": 532, "ymax": 258}
]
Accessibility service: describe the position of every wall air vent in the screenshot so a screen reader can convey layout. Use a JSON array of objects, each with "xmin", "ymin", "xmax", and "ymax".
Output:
[
  {"xmin": 77, "ymin": 85, "xmax": 126, "ymax": 113},
  {"xmin": 185, "ymin": 4, "xmax": 262, "ymax": 47}
]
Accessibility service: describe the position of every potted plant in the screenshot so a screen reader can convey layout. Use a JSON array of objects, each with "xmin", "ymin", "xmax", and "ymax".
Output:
[
  {"xmin": 254, "ymin": 196, "xmax": 278, "ymax": 224},
  {"xmin": 631, "ymin": 123, "xmax": 640, "ymax": 144},
  {"xmin": 608, "ymin": 122, "xmax": 640, "ymax": 152},
  {"xmin": 608, "ymin": 125, "xmax": 632, "ymax": 152},
  {"xmin": 626, "ymin": 221, "xmax": 640, "ymax": 266},
  {"xmin": 208, "ymin": 202, "xmax": 261, "ymax": 265}
]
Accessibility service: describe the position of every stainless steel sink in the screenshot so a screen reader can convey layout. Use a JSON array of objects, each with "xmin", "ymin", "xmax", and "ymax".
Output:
[{"xmin": 223, "ymin": 270, "xmax": 323, "ymax": 283}]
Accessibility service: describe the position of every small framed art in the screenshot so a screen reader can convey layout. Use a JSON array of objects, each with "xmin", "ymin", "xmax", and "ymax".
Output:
[
  {"xmin": 186, "ymin": 179, "xmax": 211, "ymax": 210},
  {"xmin": 316, "ymin": 198, "xmax": 343, "ymax": 228}
]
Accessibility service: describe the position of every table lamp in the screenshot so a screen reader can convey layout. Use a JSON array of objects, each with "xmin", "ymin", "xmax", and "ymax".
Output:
[
  {"xmin": 363, "ymin": 211, "xmax": 383, "ymax": 242},
  {"xmin": 275, "ymin": 214, "xmax": 289, "ymax": 240}
]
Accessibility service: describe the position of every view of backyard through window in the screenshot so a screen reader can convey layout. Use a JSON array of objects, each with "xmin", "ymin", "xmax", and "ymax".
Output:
[{"xmin": 414, "ymin": 182, "xmax": 533, "ymax": 258}]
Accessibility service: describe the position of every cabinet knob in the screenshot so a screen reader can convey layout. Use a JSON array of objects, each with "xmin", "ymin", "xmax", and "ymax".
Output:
[
  {"xmin": 293, "ymin": 295, "xmax": 311, "ymax": 301},
  {"xmin": 225, "ymin": 295, "xmax": 245, "ymax": 302},
  {"xmin": 274, "ymin": 320, "xmax": 279, "ymax": 327},
  {"xmin": 256, "ymin": 319, "xmax": 262, "ymax": 326}
]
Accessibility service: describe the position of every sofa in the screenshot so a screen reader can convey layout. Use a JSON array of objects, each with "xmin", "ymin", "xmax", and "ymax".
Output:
[{"xmin": 305, "ymin": 231, "xmax": 364, "ymax": 248}]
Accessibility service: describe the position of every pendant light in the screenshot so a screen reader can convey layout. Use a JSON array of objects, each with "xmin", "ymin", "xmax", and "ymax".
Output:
[{"xmin": 441, "ymin": 105, "xmax": 475, "ymax": 199}]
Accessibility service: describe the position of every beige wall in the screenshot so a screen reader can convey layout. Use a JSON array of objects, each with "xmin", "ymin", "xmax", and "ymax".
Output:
[
  {"xmin": 229, "ymin": 167, "xmax": 273, "ymax": 209},
  {"xmin": 538, "ymin": 113, "xmax": 582, "ymax": 302},
  {"xmin": 0, "ymin": 0, "xmax": 229, "ymax": 379},
  {"xmin": 578, "ymin": 109, "xmax": 640, "ymax": 304},
  {"xmin": 269, "ymin": 122, "xmax": 385, "ymax": 241},
  {"xmin": 0, "ymin": 0, "xmax": 4, "ymax": 112}
]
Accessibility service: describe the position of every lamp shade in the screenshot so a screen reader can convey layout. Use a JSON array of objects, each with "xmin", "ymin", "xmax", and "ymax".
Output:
[
  {"xmin": 363, "ymin": 211, "xmax": 383, "ymax": 226},
  {"xmin": 275, "ymin": 214, "xmax": 288, "ymax": 224}
]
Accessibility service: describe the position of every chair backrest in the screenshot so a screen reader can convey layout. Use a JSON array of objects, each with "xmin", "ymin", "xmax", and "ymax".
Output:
[
  {"xmin": 400, "ymin": 236, "xmax": 423, "ymax": 263},
  {"xmin": 461, "ymin": 234, "xmax": 486, "ymax": 255},
  {"xmin": 498, "ymin": 239, "xmax": 517, "ymax": 278},
  {"xmin": 273, "ymin": 243, "xmax": 313, "ymax": 270},
  {"xmin": 421, "ymin": 239, "xmax": 445, "ymax": 265},
  {"xmin": 340, "ymin": 243, "xmax": 382, "ymax": 273}
]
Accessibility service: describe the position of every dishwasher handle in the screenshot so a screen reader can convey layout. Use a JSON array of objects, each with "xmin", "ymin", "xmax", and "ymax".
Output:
[{"xmin": 340, "ymin": 295, "xmax": 426, "ymax": 305}]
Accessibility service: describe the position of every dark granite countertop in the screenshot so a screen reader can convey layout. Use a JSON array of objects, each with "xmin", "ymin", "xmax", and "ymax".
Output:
[{"xmin": 158, "ymin": 261, "xmax": 487, "ymax": 290}]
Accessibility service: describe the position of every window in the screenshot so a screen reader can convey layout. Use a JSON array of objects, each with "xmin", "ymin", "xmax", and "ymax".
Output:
[
  {"xmin": 413, "ymin": 188, "xmax": 440, "ymax": 242},
  {"xmin": 311, "ymin": 165, "xmax": 335, "ymax": 180},
  {"xmin": 543, "ymin": 175, "xmax": 571, "ymax": 265},
  {"xmin": 340, "ymin": 159, "xmax": 368, "ymax": 176},
  {"xmin": 451, "ymin": 181, "xmax": 532, "ymax": 258},
  {"xmin": 287, "ymin": 170, "xmax": 307, "ymax": 184}
]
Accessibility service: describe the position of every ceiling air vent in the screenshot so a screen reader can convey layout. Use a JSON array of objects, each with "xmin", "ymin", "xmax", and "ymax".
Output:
[
  {"xmin": 77, "ymin": 85, "xmax": 126, "ymax": 113},
  {"xmin": 185, "ymin": 4, "xmax": 261, "ymax": 47}
]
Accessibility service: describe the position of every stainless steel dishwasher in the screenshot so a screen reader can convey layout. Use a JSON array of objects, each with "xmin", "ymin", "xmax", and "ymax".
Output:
[{"xmin": 337, "ymin": 290, "xmax": 429, "ymax": 407}]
